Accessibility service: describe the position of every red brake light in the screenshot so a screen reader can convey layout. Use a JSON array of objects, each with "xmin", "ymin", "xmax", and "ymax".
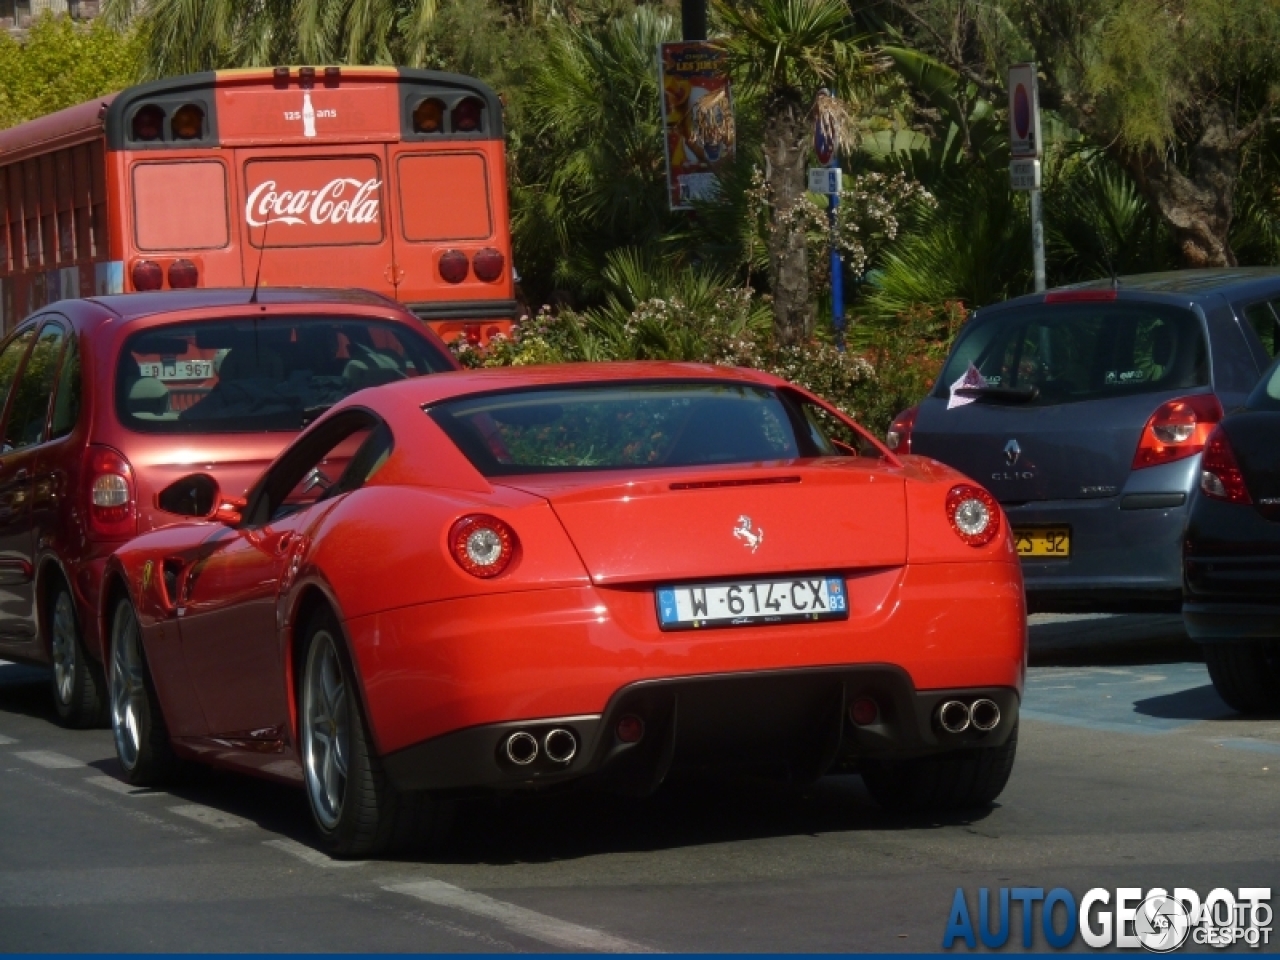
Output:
[
  {"xmin": 472, "ymin": 247, "xmax": 505, "ymax": 283},
  {"xmin": 86, "ymin": 446, "xmax": 137, "ymax": 540},
  {"xmin": 1132, "ymin": 394, "xmax": 1222, "ymax": 469},
  {"xmin": 439, "ymin": 249, "xmax": 470, "ymax": 284},
  {"xmin": 449, "ymin": 515, "xmax": 517, "ymax": 578},
  {"xmin": 1043, "ymin": 288, "xmax": 1118, "ymax": 303},
  {"xmin": 945, "ymin": 484, "xmax": 1001, "ymax": 547},
  {"xmin": 1200, "ymin": 426, "xmax": 1252, "ymax": 504},
  {"xmin": 168, "ymin": 259, "xmax": 198, "ymax": 288},
  {"xmin": 886, "ymin": 406, "xmax": 917, "ymax": 454},
  {"xmin": 131, "ymin": 260, "xmax": 163, "ymax": 291},
  {"xmin": 452, "ymin": 96, "xmax": 484, "ymax": 132},
  {"xmin": 131, "ymin": 104, "xmax": 164, "ymax": 141}
]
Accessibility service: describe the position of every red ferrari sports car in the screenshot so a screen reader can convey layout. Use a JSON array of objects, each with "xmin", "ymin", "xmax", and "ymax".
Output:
[{"xmin": 102, "ymin": 363, "xmax": 1025, "ymax": 856}]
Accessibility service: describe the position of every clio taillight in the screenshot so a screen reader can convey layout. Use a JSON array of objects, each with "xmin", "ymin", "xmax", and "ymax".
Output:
[
  {"xmin": 886, "ymin": 406, "xmax": 918, "ymax": 455},
  {"xmin": 1132, "ymin": 394, "xmax": 1222, "ymax": 469},
  {"xmin": 85, "ymin": 446, "xmax": 137, "ymax": 540}
]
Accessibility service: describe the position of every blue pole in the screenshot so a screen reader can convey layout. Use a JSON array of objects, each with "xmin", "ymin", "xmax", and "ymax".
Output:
[{"xmin": 829, "ymin": 153, "xmax": 845, "ymax": 351}]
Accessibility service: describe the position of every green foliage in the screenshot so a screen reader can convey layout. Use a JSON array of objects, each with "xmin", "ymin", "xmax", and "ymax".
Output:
[{"xmin": 0, "ymin": 14, "xmax": 145, "ymax": 129}]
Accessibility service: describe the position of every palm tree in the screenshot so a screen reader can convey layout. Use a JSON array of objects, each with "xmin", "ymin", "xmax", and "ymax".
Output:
[{"xmin": 715, "ymin": 0, "xmax": 873, "ymax": 345}]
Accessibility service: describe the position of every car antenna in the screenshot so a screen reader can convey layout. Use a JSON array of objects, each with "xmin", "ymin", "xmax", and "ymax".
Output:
[{"xmin": 248, "ymin": 216, "xmax": 270, "ymax": 304}]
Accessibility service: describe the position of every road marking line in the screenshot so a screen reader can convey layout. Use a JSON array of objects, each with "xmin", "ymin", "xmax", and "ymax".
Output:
[
  {"xmin": 265, "ymin": 837, "xmax": 367, "ymax": 868},
  {"xmin": 14, "ymin": 750, "xmax": 82, "ymax": 769},
  {"xmin": 383, "ymin": 879, "xmax": 655, "ymax": 953},
  {"xmin": 85, "ymin": 775, "xmax": 163, "ymax": 797},
  {"xmin": 168, "ymin": 804, "xmax": 253, "ymax": 829},
  {"xmin": 0, "ymin": 734, "xmax": 16, "ymax": 745}
]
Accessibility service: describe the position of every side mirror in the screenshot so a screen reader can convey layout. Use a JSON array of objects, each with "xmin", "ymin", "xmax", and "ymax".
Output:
[{"xmin": 213, "ymin": 497, "xmax": 247, "ymax": 527}]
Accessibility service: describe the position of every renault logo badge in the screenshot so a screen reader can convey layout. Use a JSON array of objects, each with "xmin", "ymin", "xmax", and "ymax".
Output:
[{"xmin": 1004, "ymin": 439, "xmax": 1021, "ymax": 466}]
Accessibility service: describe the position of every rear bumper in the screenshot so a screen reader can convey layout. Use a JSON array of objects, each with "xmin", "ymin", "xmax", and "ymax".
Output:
[
  {"xmin": 1005, "ymin": 495, "xmax": 1187, "ymax": 612},
  {"xmin": 1183, "ymin": 602, "xmax": 1280, "ymax": 642},
  {"xmin": 346, "ymin": 559, "xmax": 1026, "ymax": 789},
  {"xmin": 383, "ymin": 668, "xmax": 1020, "ymax": 793}
]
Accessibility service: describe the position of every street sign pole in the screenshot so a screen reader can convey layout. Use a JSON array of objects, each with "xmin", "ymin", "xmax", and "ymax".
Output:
[
  {"xmin": 1008, "ymin": 63, "xmax": 1046, "ymax": 293},
  {"xmin": 813, "ymin": 94, "xmax": 844, "ymax": 350},
  {"xmin": 681, "ymin": 0, "xmax": 706, "ymax": 40}
]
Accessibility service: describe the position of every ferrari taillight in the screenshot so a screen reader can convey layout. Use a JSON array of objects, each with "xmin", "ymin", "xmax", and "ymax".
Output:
[
  {"xmin": 449, "ymin": 514, "xmax": 517, "ymax": 578},
  {"xmin": 1200, "ymin": 426, "xmax": 1252, "ymax": 504},
  {"xmin": 86, "ymin": 445, "xmax": 137, "ymax": 540},
  {"xmin": 945, "ymin": 483, "xmax": 1001, "ymax": 547}
]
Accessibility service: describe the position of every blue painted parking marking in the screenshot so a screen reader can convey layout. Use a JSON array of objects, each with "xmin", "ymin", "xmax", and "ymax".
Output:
[{"xmin": 1023, "ymin": 663, "xmax": 1233, "ymax": 733}]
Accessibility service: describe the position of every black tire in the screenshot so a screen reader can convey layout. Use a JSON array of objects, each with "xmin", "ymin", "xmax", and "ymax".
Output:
[
  {"xmin": 1203, "ymin": 641, "xmax": 1280, "ymax": 715},
  {"xmin": 108, "ymin": 598, "xmax": 179, "ymax": 786},
  {"xmin": 298, "ymin": 608, "xmax": 443, "ymax": 858},
  {"xmin": 49, "ymin": 581, "xmax": 108, "ymax": 729},
  {"xmin": 861, "ymin": 721, "xmax": 1019, "ymax": 814}
]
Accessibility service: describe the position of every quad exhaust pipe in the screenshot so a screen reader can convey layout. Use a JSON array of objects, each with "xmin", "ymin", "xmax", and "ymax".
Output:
[
  {"xmin": 936, "ymin": 698, "xmax": 1001, "ymax": 734},
  {"xmin": 504, "ymin": 728, "xmax": 579, "ymax": 766}
]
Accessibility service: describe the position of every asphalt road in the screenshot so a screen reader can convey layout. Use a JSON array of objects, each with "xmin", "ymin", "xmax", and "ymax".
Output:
[{"xmin": 1, "ymin": 615, "xmax": 1277, "ymax": 953}]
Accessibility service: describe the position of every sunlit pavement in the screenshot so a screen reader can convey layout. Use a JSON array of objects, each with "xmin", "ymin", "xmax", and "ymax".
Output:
[{"xmin": 0, "ymin": 616, "xmax": 1275, "ymax": 952}]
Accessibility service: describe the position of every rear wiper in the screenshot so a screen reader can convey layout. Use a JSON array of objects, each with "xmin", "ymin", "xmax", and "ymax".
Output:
[{"xmin": 953, "ymin": 385, "xmax": 1040, "ymax": 404}]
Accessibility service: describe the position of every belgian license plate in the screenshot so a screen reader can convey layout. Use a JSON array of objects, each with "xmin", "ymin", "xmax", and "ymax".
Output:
[
  {"xmin": 656, "ymin": 576, "xmax": 848, "ymax": 631},
  {"xmin": 1014, "ymin": 526, "xmax": 1071, "ymax": 557},
  {"xmin": 138, "ymin": 360, "xmax": 214, "ymax": 381}
]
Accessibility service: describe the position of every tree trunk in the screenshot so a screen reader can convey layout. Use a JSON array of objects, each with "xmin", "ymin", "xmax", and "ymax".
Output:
[
  {"xmin": 763, "ymin": 92, "xmax": 812, "ymax": 346},
  {"xmin": 1124, "ymin": 103, "xmax": 1239, "ymax": 268}
]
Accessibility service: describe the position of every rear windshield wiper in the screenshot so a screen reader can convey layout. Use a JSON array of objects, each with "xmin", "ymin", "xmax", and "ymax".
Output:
[{"xmin": 953, "ymin": 385, "xmax": 1040, "ymax": 404}]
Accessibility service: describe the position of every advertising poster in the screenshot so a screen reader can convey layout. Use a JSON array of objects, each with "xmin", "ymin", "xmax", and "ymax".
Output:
[{"xmin": 659, "ymin": 41, "xmax": 736, "ymax": 210}]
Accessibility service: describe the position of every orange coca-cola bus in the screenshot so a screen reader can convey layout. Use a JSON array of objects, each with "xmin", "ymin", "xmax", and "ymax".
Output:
[{"xmin": 0, "ymin": 66, "xmax": 517, "ymax": 343}]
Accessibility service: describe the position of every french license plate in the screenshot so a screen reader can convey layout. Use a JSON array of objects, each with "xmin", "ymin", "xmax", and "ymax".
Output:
[
  {"xmin": 656, "ymin": 576, "xmax": 848, "ymax": 631},
  {"xmin": 1014, "ymin": 526, "xmax": 1071, "ymax": 557},
  {"xmin": 138, "ymin": 360, "xmax": 214, "ymax": 381}
]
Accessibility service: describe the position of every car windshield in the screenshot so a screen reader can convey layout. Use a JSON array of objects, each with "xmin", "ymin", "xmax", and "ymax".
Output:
[
  {"xmin": 117, "ymin": 315, "xmax": 452, "ymax": 433},
  {"xmin": 428, "ymin": 382, "xmax": 834, "ymax": 476},
  {"xmin": 935, "ymin": 301, "xmax": 1209, "ymax": 406},
  {"xmin": 1248, "ymin": 355, "xmax": 1280, "ymax": 411}
]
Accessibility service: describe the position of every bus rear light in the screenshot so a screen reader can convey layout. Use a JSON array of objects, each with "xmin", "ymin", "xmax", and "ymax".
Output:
[
  {"xmin": 132, "ymin": 105, "xmax": 165, "ymax": 141},
  {"xmin": 439, "ymin": 250, "xmax": 470, "ymax": 284},
  {"xmin": 472, "ymin": 248, "xmax": 505, "ymax": 282},
  {"xmin": 413, "ymin": 98, "xmax": 445, "ymax": 134},
  {"xmin": 171, "ymin": 104, "xmax": 204, "ymax": 139},
  {"xmin": 465, "ymin": 324, "xmax": 482, "ymax": 346},
  {"xmin": 452, "ymin": 97, "xmax": 484, "ymax": 132},
  {"xmin": 1132, "ymin": 394, "xmax": 1222, "ymax": 469},
  {"xmin": 131, "ymin": 260, "xmax": 163, "ymax": 291},
  {"xmin": 86, "ymin": 446, "xmax": 137, "ymax": 540},
  {"xmin": 168, "ymin": 259, "xmax": 198, "ymax": 288}
]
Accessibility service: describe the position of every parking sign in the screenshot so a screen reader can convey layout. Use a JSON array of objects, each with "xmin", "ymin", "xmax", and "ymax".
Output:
[{"xmin": 1008, "ymin": 62, "xmax": 1041, "ymax": 159}]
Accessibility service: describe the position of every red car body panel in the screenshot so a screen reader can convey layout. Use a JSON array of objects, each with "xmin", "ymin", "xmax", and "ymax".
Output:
[
  {"xmin": 102, "ymin": 363, "xmax": 1026, "ymax": 790},
  {"xmin": 0, "ymin": 287, "xmax": 455, "ymax": 675}
]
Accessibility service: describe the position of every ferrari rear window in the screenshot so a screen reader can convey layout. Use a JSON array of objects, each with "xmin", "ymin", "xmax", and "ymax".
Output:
[
  {"xmin": 117, "ymin": 315, "xmax": 452, "ymax": 434},
  {"xmin": 936, "ymin": 301, "xmax": 1208, "ymax": 406},
  {"xmin": 428, "ymin": 382, "xmax": 810, "ymax": 475}
]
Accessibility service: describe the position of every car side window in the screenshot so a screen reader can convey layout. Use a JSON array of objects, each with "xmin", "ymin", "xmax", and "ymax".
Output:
[
  {"xmin": 1244, "ymin": 301, "xmax": 1280, "ymax": 359},
  {"xmin": 793, "ymin": 398, "xmax": 882, "ymax": 458},
  {"xmin": 49, "ymin": 330, "xmax": 81, "ymax": 441},
  {"xmin": 3, "ymin": 321, "xmax": 64, "ymax": 452},
  {"xmin": 0, "ymin": 328, "xmax": 35, "ymax": 432}
]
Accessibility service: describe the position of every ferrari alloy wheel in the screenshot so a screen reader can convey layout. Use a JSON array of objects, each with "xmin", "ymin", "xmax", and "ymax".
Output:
[
  {"xmin": 49, "ymin": 583, "xmax": 107, "ymax": 728},
  {"xmin": 861, "ymin": 720, "xmax": 1019, "ymax": 814},
  {"xmin": 109, "ymin": 599, "xmax": 177, "ymax": 785},
  {"xmin": 299, "ymin": 609, "xmax": 438, "ymax": 858}
]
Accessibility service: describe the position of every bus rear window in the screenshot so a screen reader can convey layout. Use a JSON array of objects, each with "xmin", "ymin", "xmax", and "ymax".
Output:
[
  {"xmin": 132, "ymin": 161, "xmax": 229, "ymax": 250},
  {"xmin": 397, "ymin": 153, "xmax": 492, "ymax": 241},
  {"xmin": 117, "ymin": 316, "xmax": 452, "ymax": 434}
]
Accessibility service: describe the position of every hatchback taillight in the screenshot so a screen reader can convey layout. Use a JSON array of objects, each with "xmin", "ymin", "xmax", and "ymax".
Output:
[
  {"xmin": 1132, "ymin": 394, "xmax": 1222, "ymax": 469},
  {"xmin": 1200, "ymin": 426, "xmax": 1252, "ymax": 504},
  {"xmin": 886, "ymin": 406, "xmax": 917, "ymax": 455},
  {"xmin": 86, "ymin": 446, "xmax": 137, "ymax": 540}
]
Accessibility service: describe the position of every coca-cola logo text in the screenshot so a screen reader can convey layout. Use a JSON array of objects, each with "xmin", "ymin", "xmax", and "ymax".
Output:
[{"xmin": 245, "ymin": 178, "xmax": 382, "ymax": 228}]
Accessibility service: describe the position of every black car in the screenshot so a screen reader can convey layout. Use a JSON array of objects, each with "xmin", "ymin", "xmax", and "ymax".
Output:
[{"xmin": 1183, "ymin": 354, "xmax": 1280, "ymax": 713}]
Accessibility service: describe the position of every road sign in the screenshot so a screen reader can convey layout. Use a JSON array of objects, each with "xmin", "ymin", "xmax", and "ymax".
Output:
[
  {"xmin": 1008, "ymin": 62, "xmax": 1042, "ymax": 159},
  {"xmin": 808, "ymin": 167, "xmax": 842, "ymax": 195},
  {"xmin": 814, "ymin": 116, "xmax": 835, "ymax": 165},
  {"xmin": 1009, "ymin": 158, "xmax": 1041, "ymax": 191}
]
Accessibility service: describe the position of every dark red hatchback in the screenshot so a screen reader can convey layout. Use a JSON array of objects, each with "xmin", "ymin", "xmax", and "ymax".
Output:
[{"xmin": 0, "ymin": 288, "xmax": 456, "ymax": 725}]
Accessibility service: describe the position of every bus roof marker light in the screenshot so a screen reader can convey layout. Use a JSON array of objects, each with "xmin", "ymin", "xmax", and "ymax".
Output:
[
  {"xmin": 299, "ymin": 66, "xmax": 316, "ymax": 86},
  {"xmin": 413, "ymin": 98, "xmax": 445, "ymax": 134},
  {"xmin": 273, "ymin": 66, "xmax": 289, "ymax": 84},
  {"xmin": 452, "ymin": 97, "xmax": 484, "ymax": 133},
  {"xmin": 171, "ymin": 104, "xmax": 204, "ymax": 140},
  {"xmin": 132, "ymin": 105, "xmax": 165, "ymax": 142}
]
